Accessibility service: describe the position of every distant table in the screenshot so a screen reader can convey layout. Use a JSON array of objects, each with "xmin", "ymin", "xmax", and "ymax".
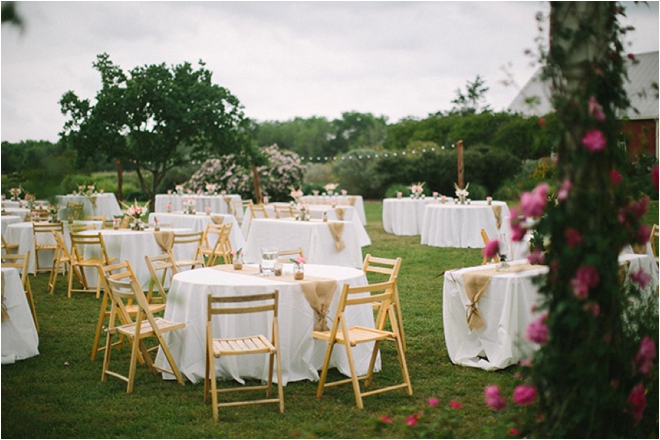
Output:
[
  {"xmin": 443, "ymin": 254, "xmax": 659, "ymax": 371},
  {"xmin": 1, "ymin": 201, "xmax": 22, "ymax": 209},
  {"xmin": 56, "ymin": 193, "xmax": 123, "ymax": 220},
  {"xmin": 154, "ymin": 194, "xmax": 241, "ymax": 216},
  {"xmin": 421, "ymin": 201, "xmax": 509, "ymax": 248},
  {"xmin": 2, "ymin": 208, "xmax": 30, "ymax": 220},
  {"xmin": 155, "ymin": 264, "xmax": 377, "ymax": 384},
  {"xmin": 300, "ymin": 195, "xmax": 366, "ymax": 225},
  {"xmin": 382, "ymin": 198, "xmax": 446, "ymax": 236},
  {"xmin": 243, "ymin": 218, "xmax": 364, "ymax": 268},
  {"xmin": 243, "ymin": 203, "xmax": 371, "ymax": 248},
  {"xmin": 1, "ymin": 215, "xmax": 23, "ymax": 236},
  {"xmin": 147, "ymin": 212, "xmax": 245, "ymax": 251},
  {"xmin": 1, "ymin": 267, "xmax": 39, "ymax": 364}
]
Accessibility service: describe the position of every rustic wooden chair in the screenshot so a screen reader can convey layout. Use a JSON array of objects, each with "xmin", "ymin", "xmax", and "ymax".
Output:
[
  {"xmin": 32, "ymin": 222, "xmax": 64, "ymax": 276},
  {"xmin": 200, "ymin": 223, "xmax": 233, "ymax": 266},
  {"xmin": 68, "ymin": 232, "xmax": 116, "ymax": 298}
]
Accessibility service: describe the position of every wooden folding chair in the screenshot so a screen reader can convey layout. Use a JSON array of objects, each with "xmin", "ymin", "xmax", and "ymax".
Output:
[
  {"xmin": 91, "ymin": 260, "xmax": 168, "ymax": 361},
  {"xmin": 361, "ymin": 254, "xmax": 406, "ymax": 352},
  {"xmin": 1, "ymin": 251, "xmax": 39, "ymax": 332},
  {"xmin": 204, "ymin": 291, "xmax": 283, "ymax": 419},
  {"xmin": 1, "ymin": 235, "xmax": 19, "ymax": 254},
  {"xmin": 651, "ymin": 224, "xmax": 659, "ymax": 266},
  {"xmin": 277, "ymin": 247, "xmax": 305, "ymax": 263},
  {"xmin": 101, "ymin": 260, "xmax": 185, "ymax": 393},
  {"xmin": 85, "ymin": 215, "xmax": 106, "ymax": 222},
  {"xmin": 312, "ymin": 278, "xmax": 412, "ymax": 409},
  {"xmin": 200, "ymin": 223, "xmax": 233, "ymax": 266},
  {"xmin": 480, "ymin": 229, "xmax": 500, "ymax": 264},
  {"xmin": 144, "ymin": 253, "xmax": 178, "ymax": 305},
  {"xmin": 251, "ymin": 204, "xmax": 269, "ymax": 219},
  {"xmin": 68, "ymin": 232, "xmax": 117, "ymax": 298},
  {"xmin": 232, "ymin": 200, "xmax": 252, "ymax": 223},
  {"xmin": 32, "ymin": 222, "xmax": 64, "ymax": 276},
  {"xmin": 48, "ymin": 230, "xmax": 84, "ymax": 295},
  {"xmin": 168, "ymin": 231, "xmax": 205, "ymax": 271}
]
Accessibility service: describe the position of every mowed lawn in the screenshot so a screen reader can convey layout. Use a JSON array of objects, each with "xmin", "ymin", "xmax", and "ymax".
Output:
[{"xmin": 2, "ymin": 200, "xmax": 657, "ymax": 438}]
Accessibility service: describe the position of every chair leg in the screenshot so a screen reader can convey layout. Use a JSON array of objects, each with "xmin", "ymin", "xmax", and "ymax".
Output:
[
  {"xmin": 342, "ymin": 335, "xmax": 364, "ymax": 410},
  {"xmin": 315, "ymin": 340, "xmax": 335, "ymax": 399},
  {"xmin": 91, "ymin": 291, "xmax": 111, "ymax": 360},
  {"xmin": 394, "ymin": 288, "xmax": 406, "ymax": 352},
  {"xmin": 126, "ymin": 335, "xmax": 141, "ymax": 394}
]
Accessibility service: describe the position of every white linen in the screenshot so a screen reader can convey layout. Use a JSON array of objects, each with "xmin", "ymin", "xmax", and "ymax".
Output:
[
  {"xmin": 1, "ymin": 215, "xmax": 23, "ymax": 236},
  {"xmin": 1, "ymin": 267, "xmax": 39, "ymax": 364},
  {"xmin": 56, "ymin": 193, "xmax": 123, "ymax": 220},
  {"xmin": 421, "ymin": 201, "xmax": 510, "ymax": 248},
  {"xmin": 299, "ymin": 195, "xmax": 366, "ymax": 225},
  {"xmin": 2, "ymin": 208, "xmax": 30, "ymax": 219},
  {"xmin": 147, "ymin": 212, "xmax": 245, "ymax": 250},
  {"xmin": 243, "ymin": 218, "xmax": 364, "ymax": 268},
  {"xmin": 382, "ymin": 198, "xmax": 439, "ymax": 236},
  {"xmin": 155, "ymin": 264, "xmax": 378, "ymax": 385},
  {"xmin": 76, "ymin": 228, "xmax": 196, "ymax": 289},
  {"xmin": 1, "ymin": 201, "xmax": 22, "ymax": 208},
  {"xmin": 443, "ymin": 254, "xmax": 659, "ymax": 371},
  {"xmin": 154, "ymin": 194, "xmax": 241, "ymax": 215},
  {"xmin": 243, "ymin": 203, "xmax": 371, "ymax": 247}
]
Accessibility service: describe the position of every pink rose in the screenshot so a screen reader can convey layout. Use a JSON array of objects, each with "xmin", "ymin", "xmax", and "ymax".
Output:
[
  {"xmin": 520, "ymin": 183, "xmax": 549, "ymax": 217},
  {"xmin": 508, "ymin": 427, "xmax": 521, "ymax": 436},
  {"xmin": 483, "ymin": 239, "xmax": 500, "ymax": 259},
  {"xmin": 427, "ymin": 397, "xmax": 439, "ymax": 407},
  {"xmin": 405, "ymin": 413, "xmax": 419, "ymax": 426},
  {"xmin": 582, "ymin": 129, "xmax": 606, "ymax": 152},
  {"xmin": 630, "ymin": 269, "xmax": 652, "ymax": 290},
  {"xmin": 610, "ymin": 169, "xmax": 622, "ymax": 185},
  {"xmin": 588, "ymin": 96, "xmax": 606, "ymax": 121},
  {"xmin": 570, "ymin": 266, "xmax": 600, "ymax": 298},
  {"xmin": 635, "ymin": 224, "xmax": 651, "ymax": 245},
  {"xmin": 380, "ymin": 415, "xmax": 392, "ymax": 424},
  {"xmin": 484, "ymin": 385, "xmax": 507, "ymax": 411},
  {"xmin": 557, "ymin": 179, "xmax": 572, "ymax": 201},
  {"xmin": 449, "ymin": 400, "xmax": 462, "ymax": 409},
  {"xmin": 526, "ymin": 313, "xmax": 549, "ymax": 344},
  {"xmin": 527, "ymin": 248, "xmax": 545, "ymax": 265},
  {"xmin": 509, "ymin": 207, "xmax": 526, "ymax": 242},
  {"xmin": 634, "ymin": 336, "xmax": 656, "ymax": 376},
  {"xmin": 565, "ymin": 228, "xmax": 583, "ymax": 247},
  {"xmin": 627, "ymin": 383, "xmax": 646, "ymax": 424},
  {"xmin": 630, "ymin": 197, "xmax": 649, "ymax": 219},
  {"xmin": 512, "ymin": 385, "xmax": 537, "ymax": 406}
]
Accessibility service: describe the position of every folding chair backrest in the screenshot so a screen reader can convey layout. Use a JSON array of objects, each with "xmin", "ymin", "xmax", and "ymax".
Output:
[
  {"xmin": 277, "ymin": 247, "xmax": 305, "ymax": 262},
  {"xmin": 202, "ymin": 222, "xmax": 233, "ymax": 265},
  {"xmin": 251, "ymin": 204, "xmax": 269, "ymax": 219},
  {"xmin": 104, "ymin": 262, "xmax": 152, "ymax": 326},
  {"xmin": 70, "ymin": 223, "xmax": 98, "ymax": 234},
  {"xmin": 339, "ymin": 278, "xmax": 397, "ymax": 331},
  {"xmin": 70, "ymin": 232, "xmax": 112, "ymax": 264},
  {"xmin": 1, "ymin": 251, "xmax": 31, "ymax": 288},
  {"xmin": 144, "ymin": 253, "xmax": 178, "ymax": 303},
  {"xmin": 361, "ymin": 254, "xmax": 401, "ymax": 283},
  {"xmin": 207, "ymin": 291, "xmax": 279, "ymax": 320},
  {"xmin": 651, "ymin": 224, "xmax": 659, "ymax": 260},
  {"xmin": 33, "ymin": 222, "xmax": 64, "ymax": 243}
]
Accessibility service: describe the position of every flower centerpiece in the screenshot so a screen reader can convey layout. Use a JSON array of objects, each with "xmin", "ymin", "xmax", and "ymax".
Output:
[
  {"xmin": 9, "ymin": 187, "xmax": 21, "ymax": 201},
  {"xmin": 291, "ymin": 257, "xmax": 305, "ymax": 280},
  {"xmin": 86, "ymin": 184, "xmax": 95, "ymax": 195},
  {"xmin": 409, "ymin": 182, "xmax": 425, "ymax": 199},
  {"xmin": 183, "ymin": 198, "xmax": 196, "ymax": 214},
  {"xmin": 296, "ymin": 204, "xmax": 311, "ymax": 221},
  {"xmin": 123, "ymin": 200, "xmax": 149, "ymax": 230},
  {"xmin": 290, "ymin": 187, "xmax": 303, "ymax": 204},
  {"xmin": 205, "ymin": 183, "xmax": 218, "ymax": 195},
  {"xmin": 231, "ymin": 248, "xmax": 243, "ymax": 270},
  {"xmin": 24, "ymin": 192, "xmax": 36, "ymax": 209},
  {"xmin": 324, "ymin": 183, "xmax": 338, "ymax": 196},
  {"xmin": 454, "ymin": 182, "xmax": 470, "ymax": 204},
  {"xmin": 175, "ymin": 184, "xmax": 184, "ymax": 195}
]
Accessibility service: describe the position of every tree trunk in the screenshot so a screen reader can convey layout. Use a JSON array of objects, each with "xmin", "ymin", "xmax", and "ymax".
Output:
[
  {"xmin": 252, "ymin": 165, "xmax": 262, "ymax": 204},
  {"xmin": 115, "ymin": 158, "xmax": 123, "ymax": 203}
]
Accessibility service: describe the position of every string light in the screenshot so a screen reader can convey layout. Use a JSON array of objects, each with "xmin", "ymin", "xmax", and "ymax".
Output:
[{"xmin": 298, "ymin": 144, "xmax": 459, "ymax": 163}]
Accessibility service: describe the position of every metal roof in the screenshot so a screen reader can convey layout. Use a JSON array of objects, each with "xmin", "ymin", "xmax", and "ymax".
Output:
[{"xmin": 508, "ymin": 51, "xmax": 659, "ymax": 120}]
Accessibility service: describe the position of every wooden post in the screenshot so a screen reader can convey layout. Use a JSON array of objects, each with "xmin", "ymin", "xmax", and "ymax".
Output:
[{"xmin": 457, "ymin": 140, "xmax": 464, "ymax": 189}]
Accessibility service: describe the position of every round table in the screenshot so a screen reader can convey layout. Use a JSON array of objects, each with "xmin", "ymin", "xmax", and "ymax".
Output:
[
  {"xmin": 56, "ymin": 193, "xmax": 123, "ymax": 220},
  {"xmin": 154, "ymin": 194, "xmax": 241, "ymax": 215},
  {"xmin": 382, "ymin": 197, "xmax": 444, "ymax": 236},
  {"xmin": 420, "ymin": 201, "xmax": 510, "ymax": 248}
]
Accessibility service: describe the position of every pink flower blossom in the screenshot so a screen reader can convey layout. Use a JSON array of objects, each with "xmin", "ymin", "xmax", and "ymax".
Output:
[
  {"xmin": 526, "ymin": 313, "xmax": 549, "ymax": 344},
  {"xmin": 509, "ymin": 207, "xmax": 526, "ymax": 242},
  {"xmin": 588, "ymin": 96, "xmax": 606, "ymax": 121},
  {"xmin": 565, "ymin": 228, "xmax": 583, "ymax": 247},
  {"xmin": 627, "ymin": 53, "xmax": 636, "ymax": 61},
  {"xmin": 538, "ymin": 117, "xmax": 546, "ymax": 127},
  {"xmin": 427, "ymin": 397, "xmax": 439, "ymax": 407},
  {"xmin": 630, "ymin": 269, "xmax": 652, "ymax": 290},
  {"xmin": 520, "ymin": 183, "xmax": 549, "ymax": 217},
  {"xmin": 380, "ymin": 415, "xmax": 392, "ymax": 424},
  {"xmin": 627, "ymin": 383, "xmax": 646, "ymax": 424},
  {"xmin": 557, "ymin": 179, "xmax": 572, "ymax": 201},
  {"xmin": 484, "ymin": 385, "xmax": 507, "ymax": 411},
  {"xmin": 634, "ymin": 336, "xmax": 656, "ymax": 376},
  {"xmin": 449, "ymin": 400, "xmax": 462, "ymax": 409},
  {"xmin": 635, "ymin": 224, "xmax": 651, "ymax": 245},
  {"xmin": 483, "ymin": 239, "xmax": 500, "ymax": 259},
  {"xmin": 582, "ymin": 129, "xmax": 607, "ymax": 152},
  {"xmin": 570, "ymin": 266, "xmax": 600, "ymax": 298},
  {"xmin": 527, "ymin": 248, "xmax": 545, "ymax": 265},
  {"xmin": 519, "ymin": 358, "xmax": 533, "ymax": 367},
  {"xmin": 405, "ymin": 414, "xmax": 419, "ymax": 426},
  {"xmin": 610, "ymin": 169, "xmax": 622, "ymax": 185},
  {"xmin": 630, "ymin": 197, "xmax": 649, "ymax": 219},
  {"xmin": 508, "ymin": 427, "xmax": 521, "ymax": 436},
  {"xmin": 513, "ymin": 385, "xmax": 537, "ymax": 406}
]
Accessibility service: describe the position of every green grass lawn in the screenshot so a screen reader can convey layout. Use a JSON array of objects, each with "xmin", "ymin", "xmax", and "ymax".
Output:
[{"xmin": 2, "ymin": 201, "xmax": 657, "ymax": 438}]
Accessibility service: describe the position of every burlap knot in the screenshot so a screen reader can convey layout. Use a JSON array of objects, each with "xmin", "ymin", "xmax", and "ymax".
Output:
[
  {"xmin": 327, "ymin": 221, "xmax": 345, "ymax": 252},
  {"xmin": 223, "ymin": 197, "xmax": 233, "ymax": 215},
  {"xmin": 88, "ymin": 195, "xmax": 98, "ymax": 209},
  {"xmin": 631, "ymin": 243, "xmax": 647, "ymax": 255},
  {"xmin": 490, "ymin": 205, "xmax": 502, "ymax": 230},
  {"xmin": 210, "ymin": 215, "xmax": 225, "ymax": 225},
  {"xmin": 348, "ymin": 197, "xmax": 356, "ymax": 206},
  {"xmin": 297, "ymin": 278, "xmax": 337, "ymax": 331},
  {"xmin": 1, "ymin": 272, "xmax": 9, "ymax": 323},
  {"xmin": 153, "ymin": 230, "xmax": 174, "ymax": 251},
  {"xmin": 334, "ymin": 207, "xmax": 345, "ymax": 221},
  {"xmin": 119, "ymin": 216, "xmax": 131, "ymax": 229}
]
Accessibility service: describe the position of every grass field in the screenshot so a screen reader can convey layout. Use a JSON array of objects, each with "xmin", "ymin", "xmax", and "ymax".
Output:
[{"xmin": 1, "ymin": 201, "xmax": 657, "ymax": 438}]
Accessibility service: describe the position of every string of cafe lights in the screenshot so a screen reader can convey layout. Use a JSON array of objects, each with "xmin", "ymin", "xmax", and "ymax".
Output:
[{"xmin": 300, "ymin": 144, "xmax": 458, "ymax": 163}]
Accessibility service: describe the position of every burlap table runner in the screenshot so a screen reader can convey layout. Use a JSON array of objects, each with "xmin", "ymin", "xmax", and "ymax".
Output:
[
  {"xmin": 153, "ymin": 230, "xmax": 174, "ymax": 252},
  {"xmin": 462, "ymin": 262, "xmax": 542, "ymax": 330},
  {"xmin": 223, "ymin": 197, "xmax": 234, "ymax": 215},
  {"xmin": 490, "ymin": 205, "xmax": 502, "ymax": 230},
  {"xmin": 631, "ymin": 243, "xmax": 647, "ymax": 255},
  {"xmin": 327, "ymin": 221, "xmax": 345, "ymax": 252},
  {"xmin": 66, "ymin": 201, "xmax": 85, "ymax": 220},
  {"xmin": 214, "ymin": 265, "xmax": 337, "ymax": 331},
  {"xmin": 1, "ymin": 271, "xmax": 9, "ymax": 322},
  {"xmin": 211, "ymin": 214, "xmax": 225, "ymax": 225},
  {"xmin": 334, "ymin": 207, "xmax": 346, "ymax": 221}
]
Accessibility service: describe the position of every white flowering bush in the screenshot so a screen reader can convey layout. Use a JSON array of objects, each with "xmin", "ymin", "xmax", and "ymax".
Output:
[{"xmin": 186, "ymin": 144, "xmax": 305, "ymax": 202}]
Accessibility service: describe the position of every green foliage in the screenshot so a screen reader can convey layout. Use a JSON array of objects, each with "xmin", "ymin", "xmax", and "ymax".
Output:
[{"xmin": 331, "ymin": 148, "xmax": 387, "ymax": 199}]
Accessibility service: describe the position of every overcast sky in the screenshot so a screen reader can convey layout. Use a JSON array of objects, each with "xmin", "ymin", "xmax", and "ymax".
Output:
[{"xmin": 2, "ymin": 1, "xmax": 658, "ymax": 143}]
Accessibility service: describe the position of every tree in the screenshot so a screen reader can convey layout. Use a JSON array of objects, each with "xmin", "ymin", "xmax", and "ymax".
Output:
[
  {"xmin": 450, "ymin": 75, "xmax": 491, "ymax": 115},
  {"xmin": 60, "ymin": 53, "xmax": 252, "ymax": 208}
]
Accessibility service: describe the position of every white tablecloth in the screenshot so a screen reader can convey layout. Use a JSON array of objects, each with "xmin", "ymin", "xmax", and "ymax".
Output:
[
  {"xmin": 243, "ymin": 203, "xmax": 371, "ymax": 248},
  {"xmin": 1, "ymin": 267, "xmax": 39, "ymax": 364},
  {"xmin": 2, "ymin": 208, "xmax": 30, "ymax": 220},
  {"xmin": 154, "ymin": 194, "xmax": 241, "ymax": 215},
  {"xmin": 1, "ymin": 215, "xmax": 23, "ymax": 236},
  {"xmin": 4, "ymin": 221, "xmax": 102, "ymax": 274},
  {"xmin": 421, "ymin": 201, "xmax": 510, "ymax": 248},
  {"xmin": 56, "ymin": 193, "xmax": 123, "ymax": 220},
  {"xmin": 155, "ymin": 264, "xmax": 378, "ymax": 385},
  {"xmin": 147, "ymin": 212, "xmax": 245, "ymax": 251},
  {"xmin": 299, "ymin": 195, "xmax": 366, "ymax": 225},
  {"xmin": 77, "ymin": 228, "xmax": 196, "ymax": 289},
  {"xmin": 382, "ymin": 198, "xmax": 444, "ymax": 236},
  {"xmin": 243, "ymin": 218, "xmax": 364, "ymax": 268},
  {"xmin": 443, "ymin": 254, "xmax": 659, "ymax": 371},
  {"xmin": 1, "ymin": 201, "xmax": 22, "ymax": 208}
]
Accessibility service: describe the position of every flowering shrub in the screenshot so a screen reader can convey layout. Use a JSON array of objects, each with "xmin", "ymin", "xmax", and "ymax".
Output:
[{"xmin": 186, "ymin": 144, "xmax": 305, "ymax": 202}]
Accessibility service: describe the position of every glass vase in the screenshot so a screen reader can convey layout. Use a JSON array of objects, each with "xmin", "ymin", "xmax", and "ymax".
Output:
[{"xmin": 294, "ymin": 263, "xmax": 304, "ymax": 280}]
